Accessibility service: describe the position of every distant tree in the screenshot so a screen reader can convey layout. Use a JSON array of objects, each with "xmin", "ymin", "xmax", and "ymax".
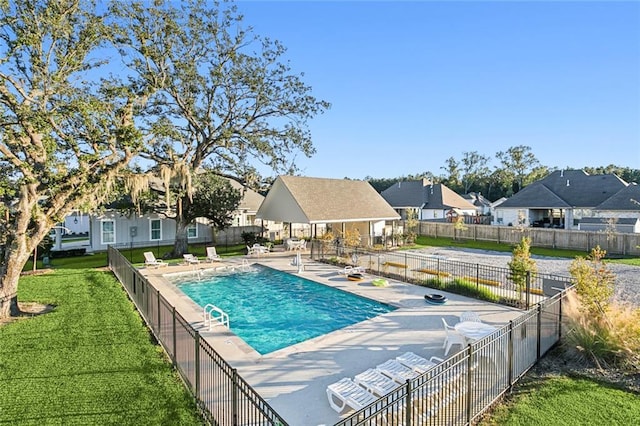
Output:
[
  {"xmin": 496, "ymin": 145, "xmax": 540, "ymax": 193},
  {"xmin": 460, "ymin": 151, "xmax": 490, "ymax": 194},
  {"xmin": 583, "ymin": 165, "xmax": 640, "ymax": 184},
  {"xmin": 441, "ymin": 156, "xmax": 462, "ymax": 192},
  {"xmin": 365, "ymin": 177, "xmax": 402, "ymax": 193},
  {"xmin": 0, "ymin": 0, "xmax": 144, "ymax": 318},
  {"xmin": 110, "ymin": 0, "xmax": 329, "ymax": 255}
]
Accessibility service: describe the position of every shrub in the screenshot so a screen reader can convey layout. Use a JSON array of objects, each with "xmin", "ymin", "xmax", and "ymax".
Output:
[
  {"xmin": 563, "ymin": 291, "xmax": 640, "ymax": 371},
  {"xmin": 508, "ymin": 236, "xmax": 537, "ymax": 297},
  {"xmin": 569, "ymin": 246, "xmax": 614, "ymax": 320}
]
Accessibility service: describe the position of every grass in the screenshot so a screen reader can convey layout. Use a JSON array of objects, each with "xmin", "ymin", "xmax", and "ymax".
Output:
[
  {"xmin": 413, "ymin": 236, "xmax": 640, "ymax": 266},
  {"xmin": 480, "ymin": 375, "xmax": 640, "ymax": 426},
  {"xmin": 24, "ymin": 243, "xmax": 247, "ymax": 271},
  {"xmin": 413, "ymin": 236, "xmax": 590, "ymax": 259},
  {"xmin": 0, "ymin": 268, "xmax": 202, "ymax": 425}
]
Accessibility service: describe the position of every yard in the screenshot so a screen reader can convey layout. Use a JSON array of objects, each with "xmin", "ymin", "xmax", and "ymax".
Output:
[{"xmin": 3, "ymin": 241, "xmax": 639, "ymax": 425}]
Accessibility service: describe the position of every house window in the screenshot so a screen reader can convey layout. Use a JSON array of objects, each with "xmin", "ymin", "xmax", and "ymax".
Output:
[
  {"xmin": 101, "ymin": 220, "xmax": 115, "ymax": 245},
  {"xmin": 187, "ymin": 223, "xmax": 197, "ymax": 238},
  {"xmin": 150, "ymin": 219, "xmax": 161, "ymax": 241}
]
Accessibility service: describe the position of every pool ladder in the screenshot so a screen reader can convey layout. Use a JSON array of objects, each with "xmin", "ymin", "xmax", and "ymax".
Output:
[{"xmin": 203, "ymin": 304, "xmax": 230, "ymax": 331}]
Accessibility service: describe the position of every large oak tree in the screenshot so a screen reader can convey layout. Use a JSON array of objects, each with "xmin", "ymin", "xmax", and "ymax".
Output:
[
  {"xmin": 110, "ymin": 0, "xmax": 330, "ymax": 255},
  {"xmin": 0, "ymin": 0, "xmax": 145, "ymax": 318}
]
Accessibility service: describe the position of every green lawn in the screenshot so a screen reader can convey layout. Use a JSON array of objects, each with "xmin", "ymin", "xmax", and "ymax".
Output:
[
  {"xmin": 480, "ymin": 375, "xmax": 640, "ymax": 426},
  {"xmin": 413, "ymin": 236, "xmax": 640, "ymax": 266},
  {"xmin": 0, "ymin": 268, "xmax": 202, "ymax": 425}
]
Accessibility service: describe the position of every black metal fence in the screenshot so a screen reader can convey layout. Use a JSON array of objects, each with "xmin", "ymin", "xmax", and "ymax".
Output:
[
  {"xmin": 107, "ymin": 246, "xmax": 288, "ymax": 426},
  {"xmin": 311, "ymin": 241, "xmax": 572, "ymax": 310},
  {"xmin": 334, "ymin": 288, "xmax": 566, "ymax": 426}
]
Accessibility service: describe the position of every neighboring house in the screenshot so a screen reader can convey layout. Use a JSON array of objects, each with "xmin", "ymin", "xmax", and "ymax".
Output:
[
  {"xmin": 256, "ymin": 175, "xmax": 400, "ymax": 246},
  {"xmin": 462, "ymin": 192, "xmax": 493, "ymax": 215},
  {"xmin": 493, "ymin": 169, "xmax": 640, "ymax": 232},
  {"xmin": 379, "ymin": 179, "xmax": 477, "ymax": 221},
  {"xmin": 89, "ymin": 211, "xmax": 213, "ymax": 252},
  {"xmin": 87, "ymin": 178, "xmax": 267, "ymax": 252}
]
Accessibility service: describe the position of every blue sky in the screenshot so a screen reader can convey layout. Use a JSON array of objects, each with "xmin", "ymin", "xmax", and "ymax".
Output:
[{"xmin": 234, "ymin": 0, "xmax": 640, "ymax": 180}]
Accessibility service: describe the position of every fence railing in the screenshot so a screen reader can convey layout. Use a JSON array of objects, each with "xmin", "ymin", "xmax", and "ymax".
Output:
[
  {"xmin": 107, "ymin": 246, "xmax": 288, "ymax": 426},
  {"xmin": 334, "ymin": 284, "xmax": 568, "ymax": 426},
  {"xmin": 311, "ymin": 241, "xmax": 573, "ymax": 310}
]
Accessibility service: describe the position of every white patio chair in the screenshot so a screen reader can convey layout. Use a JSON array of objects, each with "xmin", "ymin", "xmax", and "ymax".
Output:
[
  {"xmin": 326, "ymin": 377, "xmax": 377, "ymax": 413},
  {"xmin": 442, "ymin": 318, "xmax": 466, "ymax": 356},
  {"xmin": 459, "ymin": 311, "xmax": 482, "ymax": 323},
  {"xmin": 354, "ymin": 368, "xmax": 399, "ymax": 396},
  {"xmin": 206, "ymin": 246, "xmax": 221, "ymax": 262},
  {"xmin": 143, "ymin": 251, "xmax": 168, "ymax": 268},
  {"xmin": 183, "ymin": 253, "xmax": 200, "ymax": 264}
]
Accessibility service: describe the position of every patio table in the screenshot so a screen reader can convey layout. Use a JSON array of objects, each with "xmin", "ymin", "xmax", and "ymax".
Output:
[{"xmin": 454, "ymin": 321, "xmax": 498, "ymax": 341}]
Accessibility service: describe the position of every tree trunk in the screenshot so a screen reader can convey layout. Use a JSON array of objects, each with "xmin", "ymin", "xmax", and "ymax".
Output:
[
  {"xmin": 172, "ymin": 219, "xmax": 190, "ymax": 256},
  {"xmin": 0, "ymin": 252, "xmax": 31, "ymax": 318}
]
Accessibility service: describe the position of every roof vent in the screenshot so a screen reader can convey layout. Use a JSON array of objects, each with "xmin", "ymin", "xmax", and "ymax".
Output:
[
  {"xmin": 560, "ymin": 169, "xmax": 564, "ymax": 177},
  {"xmin": 566, "ymin": 179, "xmax": 570, "ymax": 186}
]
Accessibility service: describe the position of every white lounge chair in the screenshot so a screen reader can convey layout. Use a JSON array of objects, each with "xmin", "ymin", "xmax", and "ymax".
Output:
[
  {"xmin": 206, "ymin": 246, "xmax": 221, "ymax": 262},
  {"xmin": 143, "ymin": 251, "xmax": 168, "ymax": 268},
  {"xmin": 354, "ymin": 368, "xmax": 399, "ymax": 396},
  {"xmin": 183, "ymin": 253, "xmax": 200, "ymax": 264},
  {"xmin": 396, "ymin": 352, "xmax": 444, "ymax": 374},
  {"xmin": 338, "ymin": 265, "xmax": 365, "ymax": 276},
  {"xmin": 442, "ymin": 318, "xmax": 466, "ymax": 356},
  {"xmin": 326, "ymin": 377, "xmax": 377, "ymax": 413},
  {"xmin": 376, "ymin": 359, "xmax": 419, "ymax": 384}
]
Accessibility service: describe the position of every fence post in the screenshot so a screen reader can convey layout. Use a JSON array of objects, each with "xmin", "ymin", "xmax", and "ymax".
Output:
[
  {"xmin": 405, "ymin": 379, "xmax": 412, "ymax": 426},
  {"xmin": 195, "ymin": 331, "xmax": 201, "ymax": 396},
  {"xmin": 525, "ymin": 271, "xmax": 531, "ymax": 310},
  {"xmin": 157, "ymin": 290, "xmax": 161, "ymax": 334},
  {"xmin": 507, "ymin": 321, "xmax": 514, "ymax": 389},
  {"xmin": 466, "ymin": 345, "xmax": 473, "ymax": 423},
  {"xmin": 558, "ymin": 292, "xmax": 563, "ymax": 341},
  {"xmin": 536, "ymin": 304, "xmax": 542, "ymax": 360},
  {"xmin": 475, "ymin": 264, "xmax": 480, "ymax": 291},
  {"xmin": 404, "ymin": 252, "xmax": 408, "ymax": 282},
  {"xmin": 172, "ymin": 307, "xmax": 177, "ymax": 367},
  {"xmin": 232, "ymin": 368, "xmax": 239, "ymax": 425}
]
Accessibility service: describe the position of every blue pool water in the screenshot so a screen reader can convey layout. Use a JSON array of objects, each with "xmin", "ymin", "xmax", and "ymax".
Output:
[{"xmin": 175, "ymin": 265, "xmax": 396, "ymax": 355}]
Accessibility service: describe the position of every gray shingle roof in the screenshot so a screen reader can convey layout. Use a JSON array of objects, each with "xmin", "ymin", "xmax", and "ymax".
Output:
[
  {"xmin": 595, "ymin": 183, "xmax": 640, "ymax": 211},
  {"xmin": 380, "ymin": 180, "xmax": 476, "ymax": 210},
  {"xmin": 499, "ymin": 170, "xmax": 628, "ymax": 208}
]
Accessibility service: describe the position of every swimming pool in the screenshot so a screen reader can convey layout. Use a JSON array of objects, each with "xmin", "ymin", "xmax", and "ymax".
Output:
[{"xmin": 174, "ymin": 265, "xmax": 396, "ymax": 355}]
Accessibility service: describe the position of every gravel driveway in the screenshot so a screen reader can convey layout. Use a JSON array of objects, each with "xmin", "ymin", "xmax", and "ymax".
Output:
[{"xmin": 410, "ymin": 246, "xmax": 640, "ymax": 307}]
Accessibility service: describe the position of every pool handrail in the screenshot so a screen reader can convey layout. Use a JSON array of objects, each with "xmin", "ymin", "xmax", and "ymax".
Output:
[{"xmin": 203, "ymin": 303, "xmax": 230, "ymax": 330}]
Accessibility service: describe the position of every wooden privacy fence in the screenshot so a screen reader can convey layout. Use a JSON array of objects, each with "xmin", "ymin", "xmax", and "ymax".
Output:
[
  {"xmin": 107, "ymin": 246, "xmax": 288, "ymax": 426},
  {"xmin": 410, "ymin": 221, "xmax": 640, "ymax": 256}
]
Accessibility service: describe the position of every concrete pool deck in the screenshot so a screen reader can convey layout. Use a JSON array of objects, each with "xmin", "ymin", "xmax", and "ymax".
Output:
[{"xmin": 140, "ymin": 252, "xmax": 523, "ymax": 425}]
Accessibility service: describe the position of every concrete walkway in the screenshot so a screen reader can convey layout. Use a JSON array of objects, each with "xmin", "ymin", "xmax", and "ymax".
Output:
[{"xmin": 140, "ymin": 251, "xmax": 522, "ymax": 425}]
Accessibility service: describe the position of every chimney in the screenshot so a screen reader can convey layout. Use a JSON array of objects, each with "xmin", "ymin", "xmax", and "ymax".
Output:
[
  {"xmin": 566, "ymin": 179, "xmax": 570, "ymax": 186},
  {"xmin": 560, "ymin": 169, "xmax": 564, "ymax": 177}
]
